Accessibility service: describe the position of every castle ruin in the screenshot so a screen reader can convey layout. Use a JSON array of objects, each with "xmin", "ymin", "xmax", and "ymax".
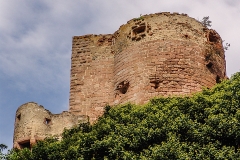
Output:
[{"xmin": 13, "ymin": 12, "xmax": 226, "ymax": 149}]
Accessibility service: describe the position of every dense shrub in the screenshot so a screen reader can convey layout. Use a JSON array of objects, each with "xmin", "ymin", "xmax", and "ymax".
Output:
[{"xmin": 5, "ymin": 72, "xmax": 240, "ymax": 160}]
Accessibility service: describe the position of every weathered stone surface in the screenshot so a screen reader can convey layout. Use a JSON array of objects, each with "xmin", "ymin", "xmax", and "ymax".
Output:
[
  {"xmin": 13, "ymin": 12, "xmax": 226, "ymax": 149},
  {"xmin": 69, "ymin": 12, "xmax": 226, "ymax": 121},
  {"xmin": 13, "ymin": 102, "xmax": 87, "ymax": 149}
]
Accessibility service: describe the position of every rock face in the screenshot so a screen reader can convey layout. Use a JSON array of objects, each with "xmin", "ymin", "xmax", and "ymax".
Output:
[
  {"xmin": 69, "ymin": 12, "xmax": 226, "ymax": 121},
  {"xmin": 13, "ymin": 12, "xmax": 226, "ymax": 149}
]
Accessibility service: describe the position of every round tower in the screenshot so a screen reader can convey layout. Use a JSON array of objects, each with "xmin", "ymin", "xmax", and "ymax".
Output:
[
  {"xmin": 13, "ymin": 102, "xmax": 52, "ymax": 149},
  {"xmin": 113, "ymin": 12, "xmax": 226, "ymax": 105},
  {"xmin": 13, "ymin": 102, "xmax": 87, "ymax": 149}
]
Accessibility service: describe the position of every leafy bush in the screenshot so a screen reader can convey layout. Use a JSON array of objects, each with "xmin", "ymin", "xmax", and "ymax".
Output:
[
  {"xmin": 5, "ymin": 72, "xmax": 240, "ymax": 159},
  {"xmin": 0, "ymin": 144, "xmax": 7, "ymax": 160}
]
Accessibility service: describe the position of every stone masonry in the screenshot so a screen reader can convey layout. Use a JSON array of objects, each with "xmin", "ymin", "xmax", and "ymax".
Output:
[
  {"xmin": 14, "ymin": 12, "xmax": 226, "ymax": 149},
  {"xmin": 69, "ymin": 12, "xmax": 226, "ymax": 121},
  {"xmin": 13, "ymin": 102, "xmax": 87, "ymax": 149}
]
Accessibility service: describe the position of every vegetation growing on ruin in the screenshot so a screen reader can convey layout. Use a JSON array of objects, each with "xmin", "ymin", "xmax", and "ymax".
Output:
[
  {"xmin": 3, "ymin": 72, "xmax": 240, "ymax": 159},
  {"xmin": 201, "ymin": 16, "xmax": 212, "ymax": 28}
]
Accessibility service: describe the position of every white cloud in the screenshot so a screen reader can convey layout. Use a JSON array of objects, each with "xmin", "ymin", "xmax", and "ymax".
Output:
[{"xmin": 0, "ymin": 0, "xmax": 239, "ymax": 96}]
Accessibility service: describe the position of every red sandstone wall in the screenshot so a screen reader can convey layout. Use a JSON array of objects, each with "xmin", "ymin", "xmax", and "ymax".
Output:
[
  {"xmin": 114, "ymin": 39, "xmax": 223, "ymax": 105},
  {"xmin": 13, "ymin": 12, "xmax": 227, "ymax": 150},
  {"xmin": 69, "ymin": 12, "xmax": 226, "ymax": 121},
  {"xmin": 112, "ymin": 12, "xmax": 226, "ymax": 105},
  {"xmin": 70, "ymin": 35, "xmax": 114, "ymax": 121}
]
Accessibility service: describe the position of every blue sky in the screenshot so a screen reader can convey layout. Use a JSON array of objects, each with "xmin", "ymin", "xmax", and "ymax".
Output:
[{"xmin": 0, "ymin": 0, "xmax": 240, "ymax": 152}]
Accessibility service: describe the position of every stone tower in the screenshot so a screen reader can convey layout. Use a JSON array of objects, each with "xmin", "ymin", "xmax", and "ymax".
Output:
[
  {"xmin": 14, "ymin": 12, "xmax": 226, "ymax": 149},
  {"xmin": 69, "ymin": 12, "xmax": 226, "ymax": 121},
  {"xmin": 13, "ymin": 103, "xmax": 87, "ymax": 149}
]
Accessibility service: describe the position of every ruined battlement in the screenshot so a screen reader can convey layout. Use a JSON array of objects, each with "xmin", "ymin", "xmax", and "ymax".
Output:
[
  {"xmin": 69, "ymin": 12, "xmax": 226, "ymax": 121},
  {"xmin": 14, "ymin": 12, "xmax": 226, "ymax": 149},
  {"xmin": 13, "ymin": 102, "xmax": 87, "ymax": 149}
]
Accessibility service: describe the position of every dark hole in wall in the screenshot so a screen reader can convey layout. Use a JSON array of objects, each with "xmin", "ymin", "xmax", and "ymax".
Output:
[
  {"xmin": 209, "ymin": 31, "xmax": 219, "ymax": 43},
  {"xmin": 17, "ymin": 114, "xmax": 21, "ymax": 121},
  {"xmin": 206, "ymin": 62, "xmax": 215, "ymax": 74},
  {"xmin": 133, "ymin": 25, "xmax": 146, "ymax": 35},
  {"xmin": 149, "ymin": 75, "xmax": 161, "ymax": 89},
  {"xmin": 45, "ymin": 118, "xmax": 52, "ymax": 125},
  {"xmin": 19, "ymin": 140, "xmax": 30, "ymax": 149},
  {"xmin": 216, "ymin": 75, "xmax": 221, "ymax": 83},
  {"xmin": 153, "ymin": 84, "xmax": 159, "ymax": 89},
  {"xmin": 205, "ymin": 54, "xmax": 211, "ymax": 61},
  {"xmin": 116, "ymin": 81, "xmax": 130, "ymax": 94},
  {"xmin": 184, "ymin": 34, "xmax": 189, "ymax": 39},
  {"xmin": 206, "ymin": 62, "xmax": 213, "ymax": 68},
  {"xmin": 150, "ymin": 80, "xmax": 160, "ymax": 89}
]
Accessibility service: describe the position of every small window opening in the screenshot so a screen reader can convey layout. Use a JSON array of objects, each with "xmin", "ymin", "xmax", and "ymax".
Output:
[
  {"xmin": 17, "ymin": 114, "xmax": 21, "ymax": 121},
  {"xmin": 205, "ymin": 53, "xmax": 211, "ymax": 61},
  {"xmin": 184, "ymin": 34, "xmax": 189, "ymax": 39},
  {"xmin": 208, "ymin": 31, "xmax": 219, "ymax": 43},
  {"xmin": 116, "ymin": 81, "xmax": 130, "ymax": 94},
  {"xmin": 19, "ymin": 140, "xmax": 30, "ymax": 149},
  {"xmin": 216, "ymin": 75, "xmax": 221, "ymax": 83},
  {"xmin": 206, "ymin": 62, "xmax": 213, "ymax": 68},
  {"xmin": 149, "ymin": 74, "xmax": 161, "ymax": 89},
  {"xmin": 45, "ymin": 118, "xmax": 51, "ymax": 125},
  {"xmin": 133, "ymin": 25, "xmax": 146, "ymax": 35},
  {"xmin": 150, "ymin": 80, "xmax": 160, "ymax": 89}
]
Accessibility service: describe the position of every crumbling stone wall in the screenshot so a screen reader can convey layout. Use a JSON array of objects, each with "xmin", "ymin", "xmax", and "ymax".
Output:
[
  {"xmin": 13, "ymin": 102, "xmax": 87, "ymax": 149},
  {"xmin": 69, "ymin": 34, "xmax": 115, "ymax": 121},
  {"xmin": 69, "ymin": 12, "xmax": 226, "ymax": 121},
  {"xmin": 13, "ymin": 12, "xmax": 227, "ymax": 149}
]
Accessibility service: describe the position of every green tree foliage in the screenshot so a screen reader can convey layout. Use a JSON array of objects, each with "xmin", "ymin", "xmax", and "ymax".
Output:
[
  {"xmin": 0, "ymin": 144, "xmax": 7, "ymax": 160},
  {"xmin": 5, "ymin": 72, "xmax": 240, "ymax": 159}
]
